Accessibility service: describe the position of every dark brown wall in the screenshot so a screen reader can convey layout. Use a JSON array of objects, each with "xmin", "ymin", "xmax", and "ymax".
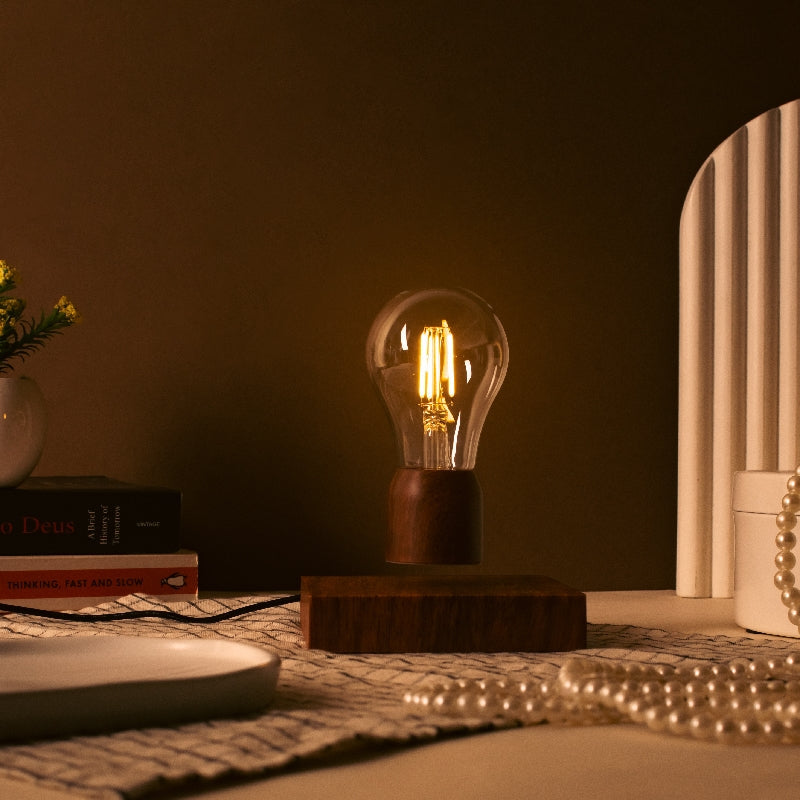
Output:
[{"xmin": 2, "ymin": 1, "xmax": 799, "ymax": 590}]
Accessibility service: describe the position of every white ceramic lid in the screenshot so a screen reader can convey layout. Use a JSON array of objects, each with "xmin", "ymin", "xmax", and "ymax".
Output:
[{"xmin": 732, "ymin": 470, "xmax": 793, "ymax": 513}]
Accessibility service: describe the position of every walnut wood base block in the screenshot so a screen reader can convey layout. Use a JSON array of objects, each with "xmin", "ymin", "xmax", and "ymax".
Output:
[{"xmin": 300, "ymin": 574, "xmax": 586, "ymax": 653}]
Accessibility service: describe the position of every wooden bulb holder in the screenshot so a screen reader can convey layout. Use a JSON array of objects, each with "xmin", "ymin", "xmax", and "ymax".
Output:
[
  {"xmin": 386, "ymin": 467, "xmax": 482, "ymax": 564},
  {"xmin": 301, "ymin": 574, "xmax": 587, "ymax": 653}
]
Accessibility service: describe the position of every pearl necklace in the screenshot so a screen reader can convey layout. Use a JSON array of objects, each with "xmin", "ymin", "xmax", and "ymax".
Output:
[
  {"xmin": 775, "ymin": 469, "xmax": 800, "ymax": 630},
  {"xmin": 405, "ymin": 470, "xmax": 800, "ymax": 744},
  {"xmin": 405, "ymin": 654, "xmax": 800, "ymax": 744}
]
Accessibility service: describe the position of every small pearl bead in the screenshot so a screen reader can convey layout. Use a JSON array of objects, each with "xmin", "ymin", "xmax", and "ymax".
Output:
[
  {"xmin": 785, "ymin": 715, "xmax": 800, "ymax": 737},
  {"xmin": 782, "ymin": 587, "xmax": 800, "ymax": 609},
  {"xmin": 777, "ymin": 531, "xmax": 797, "ymax": 550},
  {"xmin": 684, "ymin": 680, "xmax": 707, "ymax": 698},
  {"xmin": 785, "ymin": 653, "xmax": 800, "ymax": 669},
  {"xmin": 750, "ymin": 697, "xmax": 773, "ymax": 719},
  {"xmin": 748, "ymin": 680, "xmax": 772, "ymax": 698},
  {"xmin": 777, "ymin": 510, "xmax": 798, "ymax": 531},
  {"xmin": 788, "ymin": 475, "xmax": 800, "ymax": 492},
  {"xmin": 624, "ymin": 663, "xmax": 646, "ymax": 680},
  {"xmin": 522, "ymin": 697, "xmax": 546, "ymax": 723},
  {"xmin": 708, "ymin": 695, "xmax": 730, "ymax": 711},
  {"xmin": 597, "ymin": 681, "xmax": 621, "ymax": 707},
  {"xmin": 784, "ymin": 700, "xmax": 800, "ymax": 720},
  {"xmin": 644, "ymin": 705, "xmax": 670, "ymax": 732},
  {"xmin": 746, "ymin": 660, "xmax": 770, "ymax": 680},
  {"xmin": 455, "ymin": 693, "xmax": 474, "ymax": 713},
  {"xmin": 626, "ymin": 697, "xmax": 653, "ymax": 723},
  {"xmin": 776, "ymin": 550, "xmax": 797, "ymax": 570},
  {"xmin": 689, "ymin": 711, "xmax": 715, "ymax": 740},
  {"xmin": 738, "ymin": 716, "xmax": 761, "ymax": 743},
  {"xmin": 640, "ymin": 681, "xmax": 663, "ymax": 698},
  {"xmin": 613, "ymin": 689, "xmax": 633, "ymax": 713},
  {"xmin": 783, "ymin": 493, "xmax": 800, "ymax": 512},
  {"xmin": 706, "ymin": 678, "xmax": 728, "ymax": 697},
  {"xmin": 775, "ymin": 570, "xmax": 796, "ymax": 590},
  {"xmin": 667, "ymin": 708, "xmax": 692, "ymax": 736},
  {"xmin": 538, "ymin": 680, "xmax": 557, "ymax": 699},
  {"xmin": 714, "ymin": 717, "xmax": 739, "ymax": 744},
  {"xmin": 501, "ymin": 695, "xmax": 521, "ymax": 715},
  {"xmin": 727, "ymin": 659, "xmax": 751, "ymax": 678},
  {"xmin": 476, "ymin": 692, "xmax": 501, "ymax": 714},
  {"xmin": 761, "ymin": 719, "xmax": 785, "ymax": 744},
  {"xmin": 663, "ymin": 680, "xmax": 684, "ymax": 696},
  {"xmin": 580, "ymin": 678, "xmax": 603, "ymax": 698},
  {"xmin": 772, "ymin": 698, "xmax": 790, "ymax": 720},
  {"xmin": 726, "ymin": 678, "xmax": 750, "ymax": 695},
  {"xmin": 728, "ymin": 696, "xmax": 751, "ymax": 715}
]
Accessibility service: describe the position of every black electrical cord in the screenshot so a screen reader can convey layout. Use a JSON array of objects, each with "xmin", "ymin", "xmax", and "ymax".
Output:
[{"xmin": 0, "ymin": 594, "xmax": 301, "ymax": 623}]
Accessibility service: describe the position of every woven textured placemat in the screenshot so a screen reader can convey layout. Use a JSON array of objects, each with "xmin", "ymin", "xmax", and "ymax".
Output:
[{"xmin": 0, "ymin": 593, "xmax": 794, "ymax": 799}]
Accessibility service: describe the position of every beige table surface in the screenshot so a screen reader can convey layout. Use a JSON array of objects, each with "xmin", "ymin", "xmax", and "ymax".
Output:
[{"xmin": 4, "ymin": 590, "xmax": 797, "ymax": 800}]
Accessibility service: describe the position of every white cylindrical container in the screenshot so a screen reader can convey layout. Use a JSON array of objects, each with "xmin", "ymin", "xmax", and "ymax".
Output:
[{"xmin": 733, "ymin": 470, "xmax": 800, "ymax": 637}]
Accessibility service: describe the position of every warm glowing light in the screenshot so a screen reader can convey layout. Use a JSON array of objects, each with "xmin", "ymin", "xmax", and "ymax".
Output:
[
  {"xmin": 417, "ymin": 320, "xmax": 457, "ymax": 468},
  {"xmin": 366, "ymin": 287, "xmax": 508, "ymax": 472},
  {"xmin": 418, "ymin": 320, "xmax": 455, "ymax": 402}
]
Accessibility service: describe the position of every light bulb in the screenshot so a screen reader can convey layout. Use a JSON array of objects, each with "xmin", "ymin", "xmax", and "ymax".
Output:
[{"xmin": 366, "ymin": 287, "xmax": 509, "ymax": 564}]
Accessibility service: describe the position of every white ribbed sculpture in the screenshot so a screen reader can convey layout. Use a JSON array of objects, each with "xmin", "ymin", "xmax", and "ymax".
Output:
[{"xmin": 677, "ymin": 99, "xmax": 800, "ymax": 598}]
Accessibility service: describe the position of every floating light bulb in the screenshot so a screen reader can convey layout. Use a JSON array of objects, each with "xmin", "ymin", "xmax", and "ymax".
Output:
[{"xmin": 366, "ymin": 288, "xmax": 509, "ymax": 563}]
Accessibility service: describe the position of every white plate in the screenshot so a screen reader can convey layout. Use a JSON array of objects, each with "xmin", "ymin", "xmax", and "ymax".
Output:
[{"xmin": 0, "ymin": 636, "xmax": 280, "ymax": 741}]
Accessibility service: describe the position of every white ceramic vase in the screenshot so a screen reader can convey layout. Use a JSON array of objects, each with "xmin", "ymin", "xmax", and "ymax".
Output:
[{"xmin": 0, "ymin": 376, "xmax": 46, "ymax": 487}]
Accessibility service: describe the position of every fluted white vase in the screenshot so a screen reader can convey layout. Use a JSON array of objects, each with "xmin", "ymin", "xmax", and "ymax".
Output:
[{"xmin": 0, "ymin": 376, "xmax": 46, "ymax": 487}]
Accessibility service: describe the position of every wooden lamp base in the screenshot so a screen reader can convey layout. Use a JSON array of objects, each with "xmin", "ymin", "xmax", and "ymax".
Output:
[
  {"xmin": 386, "ymin": 468, "xmax": 482, "ymax": 564},
  {"xmin": 300, "ymin": 574, "xmax": 586, "ymax": 653}
]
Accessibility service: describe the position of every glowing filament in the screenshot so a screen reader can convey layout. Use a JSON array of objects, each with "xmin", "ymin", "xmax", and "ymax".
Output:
[
  {"xmin": 418, "ymin": 320, "xmax": 455, "ymax": 402},
  {"xmin": 418, "ymin": 320, "xmax": 456, "ymax": 469}
]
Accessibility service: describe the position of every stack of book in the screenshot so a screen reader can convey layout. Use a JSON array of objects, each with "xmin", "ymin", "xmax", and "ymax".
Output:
[{"xmin": 0, "ymin": 476, "xmax": 197, "ymax": 610}]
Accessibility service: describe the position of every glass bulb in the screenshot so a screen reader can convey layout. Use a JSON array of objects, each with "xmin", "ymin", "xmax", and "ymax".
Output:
[
  {"xmin": 366, "ymin": 287, "xmax": 508, "ymax": 564},
  {"xmin": 366, "ymin": 287, "xmax": 509, "ymax": 471}
]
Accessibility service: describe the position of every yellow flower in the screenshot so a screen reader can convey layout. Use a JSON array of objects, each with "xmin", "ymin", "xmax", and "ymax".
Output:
[
  {"xmin": 0, "ymin": 262, "xmax": 80, "ymax": 373},
  {"xmin": 55, "ymin": 296, "xmax": 80, "ymax": 324},
  {"xmin": 0, "ymin": 297, "xmax": 25, "ymax": 330},
  {"xmin": 0, "ymin": 260, "xmax": 19, "ymax": 292}
]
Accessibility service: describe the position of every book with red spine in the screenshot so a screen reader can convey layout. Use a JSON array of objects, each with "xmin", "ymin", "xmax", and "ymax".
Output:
[
  {"xmin": 0, "ymin": 476, "xmax": 181, "ymax": 555},
  {"xmin": 0, "ymin": 550, "xmax": 198, "ymax": 610}
]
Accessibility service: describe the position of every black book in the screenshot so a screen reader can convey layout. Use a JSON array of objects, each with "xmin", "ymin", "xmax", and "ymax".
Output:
[{"xmin": 0, "ymin": 476, "xmax": 181, "ymax": 555}]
